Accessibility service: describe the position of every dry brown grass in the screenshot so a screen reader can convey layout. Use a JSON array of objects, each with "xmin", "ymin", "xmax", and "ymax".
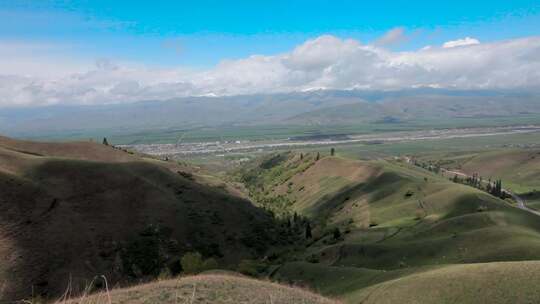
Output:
[
  {"xmin": 61, "ymin": 274, "xmax": 340, "ymax": 304},
  {"xmin": 0, "ymin": 136, "xmax": 137, "ymax": 163},
  {"xmin": 273, "ymin": 156, "xmax": 380, "ymax": 212}
]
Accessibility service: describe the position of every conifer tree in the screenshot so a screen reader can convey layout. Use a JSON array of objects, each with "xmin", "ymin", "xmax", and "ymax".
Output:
[
  {"xmin": 305, "ymin": 222, "xmax": 312, "ymax": 239},
  {"xmin": 333, "ymin": 227, "xmax": 341, "ymax": 240}
]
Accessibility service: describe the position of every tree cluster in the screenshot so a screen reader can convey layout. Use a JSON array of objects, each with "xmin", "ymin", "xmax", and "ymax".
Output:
[
  {"xmin": 465, "ymin": 173, "xmax": 482, "ymax": 188},
  {"xmin": 488, "ymin": 179, "xmax": 504, "ymax": 198},
  {"xmin": 451, "ymin": 173, "xmax": 507, "ymax": 200}
]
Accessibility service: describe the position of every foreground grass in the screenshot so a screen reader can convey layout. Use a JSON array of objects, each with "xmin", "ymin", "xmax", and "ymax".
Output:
[
  {"xmin": 345, "ymin": 261, "xmax": 540, "ymax": 304},
  {"xmin": 62, "ymin": 274, "xmax": 339, "ymax": 304},
  {"xmin": 274, "ymin": 260, "xmax": 540, "ymax": 304}
]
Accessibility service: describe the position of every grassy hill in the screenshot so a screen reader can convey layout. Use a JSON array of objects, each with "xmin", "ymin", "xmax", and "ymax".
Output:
[
  {"xmin": 5, "ymin": 138, "xmax": 540, "ymax": 303},
  {"xmin": 63, "ymin": 273, "xmax": 339, "ymax": 304},
  {"xmin": 418, "ymin": 148, "xmax": 540, "ymax": 209},
  {"xmin": 237, "ymin": 152, "xmax": 540, "ymax": 303},
  {"xmin": 274, "ymin": 261, "xmax": 540, "ymax": 304},
  {"xmin": 428, "ymin": 149, "xmax": 540, "ymax": 192},
  {"xmin": 0, "ymin": 137, "xmax": 285, "ymax": 302},
  {"xmin": 345, "ymin": 261, "xmax": 540, "ymax": 304}
]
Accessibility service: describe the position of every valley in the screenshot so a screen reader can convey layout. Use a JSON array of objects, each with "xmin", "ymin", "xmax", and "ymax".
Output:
[
  {"xmin": 3, "ymin": 2, "xmax": 540, "ymax": 303},
  {"xmin": 4, "ymin": 110, "xmax": 540, "ymax": 304},
  {"xmin": 236, "ymin": 152, "xmax": 540, "ymax": 303},
  {"xmin": 2, "ymin": 130, "xmax": 540, "ymax": 303},
  {"xmin": 125, "ymin": 124, "xmax": 540, "ymax": 157}
]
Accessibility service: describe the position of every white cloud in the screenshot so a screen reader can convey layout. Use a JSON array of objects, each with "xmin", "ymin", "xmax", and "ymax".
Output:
[
  {"xmin": 0, "ymin": 35, "xmax": 539, "ymax": 107},
  {"xmin": 0, "ymin": 40, "xmax": 91, "ymax": 78},
  {"xmin": 374, "ymin": 27, "xmax": 407, "ymax": 47},
  {"xmin": 442, "ymin": 37, "xmax": 480, "ymax": 48}
]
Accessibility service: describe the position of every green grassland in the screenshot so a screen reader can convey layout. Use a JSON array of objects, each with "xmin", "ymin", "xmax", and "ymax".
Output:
[
  {"xmin": 414, "ymin": 146, "xmax": 540, "ymax": 215},
  {"xmin": 4, "ymin": 132, "xmax": 540, "ymax": 303},
  {"xmin": 308, "ymin": 131, "xmax": 540, "ymax": 160},
  {"xmin": 108, "ymin": 114, "xmax": 540, "ymax": 144},
  {"xmin": 24, "ymin": 113, "xmax": 540, "ymax": 145},
  {"xmin": 345, "ymin": 261, "xmax": 540, "ymax": 304},
  {"xmin": 274, "ymin": 261, "xmax": 540, "ymax": 304},
  {"xmin": 521, "ymin": 191, "xmax": 540, "ymax": 210},
  {"xmin": 185, "ymin": 130, "xmax": 540, "ymax": 178},
  {"xmin": 416, "ymin": 148, "xmax": 540, "ymax": 193},
  {"xmin": 235, "ymin": 152, "xmax": 540, "ymax": 303}
]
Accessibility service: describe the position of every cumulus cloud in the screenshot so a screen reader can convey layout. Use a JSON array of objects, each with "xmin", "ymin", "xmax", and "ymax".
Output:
[
  {"xmin": 0, "ymin": 35, "xmax": 539, "ymax": 106},
  {"xmin": 443, "ymin": 37, "xmax": 480, "ymax": 48}
]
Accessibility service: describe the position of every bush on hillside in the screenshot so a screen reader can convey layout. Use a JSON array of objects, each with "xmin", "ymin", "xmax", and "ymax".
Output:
[
  {"xmin": 306, "ymin": 254, "xmax": 320, "ymax": 263},
  {"xmin": 237, "ymin": 259, "xmax": 268, "ymax": 276},
  {"xmin": 204, "ymin": 257, "xmax": 219, "ymax": 270},
  {"xmin": 477, "ymin": 205, "xmax": 488, "ymax": 212},
  {"xmin": 122, "ymin": 237, "xmax": 164, "ymax": 277},
  {"xmin": 240, "ymin": 224, "xmax": 273, "ymax": 254},
  {"xmin": 180, "ymin": 252, "xmax": 219, "ymax": 274},
  {"xmin": 332, "ymin": 227, "xmax": 341, "ymax": 240},
  {"xmin": 177, "ymin": 171, "xmax": 194, "ymax": 180},
  {"xmin": 122, "ymin": 224, "xmax": 178, "ymax": 277},
  {"xmin": 157, "ymin": 267, "xmax": 172, "ymax": 280}
]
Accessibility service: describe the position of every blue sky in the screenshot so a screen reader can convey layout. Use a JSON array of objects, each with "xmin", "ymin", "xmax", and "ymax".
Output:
[
  {"xmin": 2, "ymin": 0, "xmax": 540, "ymax": 67},
  {"xmin": 1, "ymin": 1, "xmax": 540, "ymax": 107}
]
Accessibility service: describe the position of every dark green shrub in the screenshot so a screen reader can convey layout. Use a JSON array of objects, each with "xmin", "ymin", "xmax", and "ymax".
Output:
[
  {"xmin": 180, "ymin": 252, "xmax": 204, "ymax": 274},
  {"xmin": 237, "ymin": 259, "xmax": 268, "ymax": 276},
  {"xmin": 122, "ymin": 237, "xmax": 164, "ymax": 277},
  {"xmin": 180, "ymin": 252, "xmax": 220, "ymax": 274}
]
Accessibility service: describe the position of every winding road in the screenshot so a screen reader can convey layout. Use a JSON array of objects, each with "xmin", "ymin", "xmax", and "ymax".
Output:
[{"xmin": 440, "ymin": 168, "xmax": 540, "ymax": 216}]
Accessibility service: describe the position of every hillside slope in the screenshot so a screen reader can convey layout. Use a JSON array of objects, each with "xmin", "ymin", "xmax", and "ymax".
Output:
[
  {"xmin": 238, "ymin": 152, "xmax": 540, "ymax": 302},
  {"xmin": 64, "ymin": 273, "xmax": 339, "ymax": 304},
  {"xmin": 0, "ymin": 137, "xmax": 281, "ymax": 302},
  {"xmin": 274, "ymin": 261, "xmax": 540, "ymax": 304},
  {"xmin": 419, "ymin": 148, "xmax": 540, "ymax": 210},
  {"xmin": 427, "ymin": 148, "xmax": 540, "ymax": 193},
  {"xmin": 345, "ymin": 261, "xmax": 540, "ymax": 304}
]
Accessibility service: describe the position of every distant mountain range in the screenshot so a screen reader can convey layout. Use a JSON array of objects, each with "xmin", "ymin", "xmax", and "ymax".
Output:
[{"xmin": 1, "ymin": 88, "xmax": 539, "ymax": 142}]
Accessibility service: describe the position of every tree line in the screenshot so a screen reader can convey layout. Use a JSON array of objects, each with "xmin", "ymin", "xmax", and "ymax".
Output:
[{"xmin": 412, "ymin": 159, "xmax": 508, "ymax": 200}]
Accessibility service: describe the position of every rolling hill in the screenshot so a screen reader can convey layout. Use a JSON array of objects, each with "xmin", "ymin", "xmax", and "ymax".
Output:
[
  {"xmin": 424, "ymin": 149, "xmax": 540, "ymax": 193},
  {"xmin": 63, "ymin": 273, "xmax": 339, "ymax": 304},
  {"xmin": 285, "ymin": 92, "xmax": 540, "ymax": 125},
  {"xmin": 275, "ymin": 261, "xmax": 540, "ymax": 304},
  {"xmin": 418, "ymin": 148, "xmax": 540, "ymax": 210},
  {"xmin": 0, "ymin": 136, "xmax": 283, "ymax": 302},
  {"xmin": 237, "ymin": 152, "xmax": 540, "ymax": 303},
  {"xmin": 345, "ymin": 261, "xmax": 540, "ymax": 304},
  {"xmin": 4, "ymin": 137, "xmax": 540, "ymax": 303}
]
